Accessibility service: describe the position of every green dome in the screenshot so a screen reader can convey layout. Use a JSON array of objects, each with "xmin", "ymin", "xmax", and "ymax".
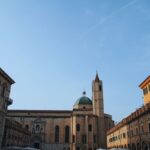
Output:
[{"xmin": 74, "ymin": 95, "xmax": 92, "ymax": 105}]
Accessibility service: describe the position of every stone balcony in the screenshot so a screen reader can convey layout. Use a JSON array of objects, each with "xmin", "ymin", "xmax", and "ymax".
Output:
[{"xmin": 5, "ymin": 97, "xmax": 13, "ymax": 105}]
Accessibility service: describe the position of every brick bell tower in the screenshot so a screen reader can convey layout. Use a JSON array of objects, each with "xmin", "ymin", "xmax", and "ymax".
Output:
[{"xmin": 92, "ymin": 72, "xmax": 105, "ymax": 148}]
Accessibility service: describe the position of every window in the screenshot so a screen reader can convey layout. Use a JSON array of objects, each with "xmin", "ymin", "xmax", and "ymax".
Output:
[
  {"xmin": 143, "ymin": 87, "xmax": 148, "ymax": 95},
  {"xmin": 123, "ymin": 133, "xmax": 126, "ymax": 138},
  {"xmin": 32, "ymin": 128, "xmax": 35, "ymax": 133},
  {"xmin": 1, "ymin": 83, "xmax": 7, "ymax": 97},
  {"xmin": 127, "ymin": 131, "xmax": 130, "ymax": 137},
  {"xmin": 99, "ymin": 85, "xmax": 102, "ymax": 91},
  {"xmin": 76, "ymin": 124, "xmax": 80, "ymax": 131},
  {"xmin": 36, "ymin": 124, "xmax": 40, "ymax": 131},
  {"xmin": 82, "ymin": 135, "xmax": 86, "ymax": 144},
  {"xmin": 131, "ymin": 130, "xmax": 133, "ymax": 137},
  {"xmin": 1, "ymin": 86, "xmax": 5, "ymax": 97},
  {"xmin": 141, "ymin": 125, "xmax": 144, "ymax": 133},
  {"xmin": 149, "ymin": 85, "xmax": 150, "ymax": 91},
  {"xmin": 93, "ymin": 135, "xmax": 96, "ymax": 143},
  {"xmin": 88, "ymin": 124, "xmax": 92, "ymax": 131},
  {"xmin": 72, "ymin": 135, "xmax": 75, "ymax": 143},
  {"xmin": 148, "ymin": 123, "xmax": 150, "ymax": 132},
  {"xmin": 65, "ymin": 126, "xmax": 70, "ymax": 143},
  {"xmin": 76, "ymin": 147, "xmax": 80, "ymax": 150},
  {"xmin": 55, "ymin": 126, "xmax": 59, "ymax": 143},
  {"xmin": 136, "ymin": 128, "xmax": 138, "ymax": 135}
]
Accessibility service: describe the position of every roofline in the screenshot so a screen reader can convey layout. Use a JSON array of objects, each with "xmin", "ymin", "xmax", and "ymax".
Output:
[
  {"xmin": 0, "ymin": 68, "xmax": 15, "ymax": 84},
  {"xmin": 8, "ymin": 109, "xmax": 72, "ymax": 113},
  {"xmin": 107, "ymin": 102, "xmax": 150, "ymax": 135},
  {"xmin": 139, "ymin": 75, "xmax": 150, "ymax": 88}
]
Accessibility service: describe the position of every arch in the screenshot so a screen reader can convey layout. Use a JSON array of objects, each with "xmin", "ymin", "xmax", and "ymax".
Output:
[
  {"xmin": 128, "ymin": 144, "xmax": 131, "ymax": 149},
  {"xmin": 137, "ymin": 142, "xmax": 141, "ymax": 150},
  {"xmin": 132, "ymin": 143, "xmax": 136, "ymax": 150},
  {"xmin": 55, "ymin": 125, "xmax": 59, "ymax": 143},
  {"xmin": 142, "ymin": 141, "xmax": 148, "ymax": 150},
  {"xmin": 32, "ymin": 136, "xmax": 41, "ymax": 149},
  {"xmin": 124, "ymin": 144, "xmax": 127, "ymax": 148},
  {"xmin": 65, "ymin": 126, "xmax": 70, "ymax": 143},
  {"xmin": 148, "ymin": 143, "xmax": 150, "ymax": 150}
]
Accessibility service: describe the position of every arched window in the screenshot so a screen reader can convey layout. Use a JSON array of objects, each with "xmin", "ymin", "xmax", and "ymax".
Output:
[
  {"xmin": 65, "ymin": 126, "xmax": 70, "ymax": 143},
  {"xmin": 36, "ymin": 124, "xmax": 40, "ymax": 131},
  {"xmin": 55, "ymin": 125, "xmax": 59, "ymax": 143},
  {"xmin": 76, "ymin": 124, "xmax": 80, "ymax": 131}
]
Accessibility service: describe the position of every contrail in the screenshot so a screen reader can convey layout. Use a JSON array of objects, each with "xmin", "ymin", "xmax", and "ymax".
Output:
[{"xmin": 80, "ymin": 0, "xmax": 138, "ymax": 39}]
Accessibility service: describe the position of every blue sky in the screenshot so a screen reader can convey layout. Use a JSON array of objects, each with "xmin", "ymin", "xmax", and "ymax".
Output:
[{"xmin": 0, "ymin": 0, "xmax": 150, "ymax": 122}]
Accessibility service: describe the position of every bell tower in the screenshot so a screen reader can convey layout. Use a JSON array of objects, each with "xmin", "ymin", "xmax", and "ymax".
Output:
[{"xmin": 92, "ymin": 72, "xmax": 105, "ymax": 148}]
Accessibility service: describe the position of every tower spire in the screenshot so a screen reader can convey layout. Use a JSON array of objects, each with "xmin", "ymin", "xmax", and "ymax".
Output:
[{"xmin": 95, "ymin": 71, "xmax": 100, "ymax": 82}]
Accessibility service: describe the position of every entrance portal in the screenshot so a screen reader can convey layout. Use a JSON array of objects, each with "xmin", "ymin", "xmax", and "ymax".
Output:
[{"xmin": 34, "ymin": 142, "xmax": 40, "ymax": 149}]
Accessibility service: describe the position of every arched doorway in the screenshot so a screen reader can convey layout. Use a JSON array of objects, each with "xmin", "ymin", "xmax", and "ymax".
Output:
[
  {"xmin": 142, "ymin": 141, "xmax": 148, "ymax": 150},
  {"xmin": 132, "ymin": 143, "xmax": 136, "ymax": 150},
  {"xmin": 34, "ymin": 142, "xmax": 40, "ymax": 149},
  {"xmin": 128, "ymin": 144, "xmax": 131, "ymax": 149},
  {"xmin": 137, "ymin": 142, "xmax": 141, "ymax": 150},
  {"xmin": 32, "ymin": 136, "xmax": 41, "ymax": 149},
  {"xmin": 124, "ymin": 144, "xmax": 127, "ymax": 149}
]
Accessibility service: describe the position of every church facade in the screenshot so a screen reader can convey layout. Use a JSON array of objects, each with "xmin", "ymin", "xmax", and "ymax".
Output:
[{"xmin": 7, "ymin": 73, "xmax": 114, "ymax": 150}]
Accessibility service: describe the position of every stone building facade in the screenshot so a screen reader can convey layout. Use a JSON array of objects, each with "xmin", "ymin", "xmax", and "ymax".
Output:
[
  {"xmin": 7, "ymin": 73, "xmax": 114, "ymax": 150},
  {"xmin": 139, "ymin": 75, "xmax": 150, "ymax": 105},
  {"xmin": 107, "ymin": 75, "xmax": 150, "ymax": 150},
  {"xmin": 0, "ymin": 68, "xmax": 15, "ymax": 147},
  {"xmin": 1, "ymin": 118, "xmax": 31, "ymax": 148}
]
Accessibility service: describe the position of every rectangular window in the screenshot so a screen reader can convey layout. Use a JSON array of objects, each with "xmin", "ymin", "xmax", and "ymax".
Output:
[
  {"xmin": 127, "ymin": 131, "xmax": 129, "ymax": 137},
  {"xmin": 130, "ymin": 130, "xmax": 133, "ymax": 137},
  {"xmin": 136, "ymin": 128, "xmax": 138, "ymax": 135},
  {"xmin": 145, "ymin": 87, "xmax": 148, "ymax": 95},
  {"xmin": 148, "ymin": 123, "xmax": 150, "ymax": 132},
  {"xmin": 149, "ymin": 85, "xmax": 150, "ymax": 91},
  {"xmin": 99, "ymin": 85, "xmax": 102, "ymax": 91},
  {"xmin": 72, "ymin": 135, "xmax": 75, "ymax": 143},
  {"xmin": 82, "ymin": 135, "xmax": 87, "ymax": 144},
  {"xmin": 88, "ymin": 124, "xmax": 92, "ymax": 131},
  {"xmin": 141, "ymin": 125, "xmax": 144, "ymax": 133},
  {"xmin": 93, "ymin": 135, "xmax": 96, "ymax": 143},
  {"xmin": 123, "ymin": 133, "xmax": 126, "ymax": 138},
  {"xmin": 76, "ymin": 124, "xmax": 80, "ymax": 131}
]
